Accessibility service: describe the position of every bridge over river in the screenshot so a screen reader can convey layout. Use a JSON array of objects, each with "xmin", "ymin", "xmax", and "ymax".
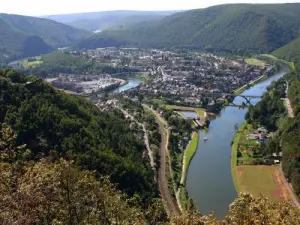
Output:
[
  {"xmin": 200, "ymin": 92, "xmax": 263, "ymax": 106},
  {"xmin": 185, "ymin": 67, "xmax": 289, "ymax": 219}
]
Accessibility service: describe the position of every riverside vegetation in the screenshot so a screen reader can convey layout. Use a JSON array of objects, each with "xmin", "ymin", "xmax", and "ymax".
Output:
[
  {"xmin": 242, "ymin": 41, "xmax": 300, "ymax": 199},
  {"xmin": 1, "ymin": 69, "xmax": 300, "ymax": 224},
  {"xmin": 2, "ymin": 2, "xmax": 300, "ymax": 223}
]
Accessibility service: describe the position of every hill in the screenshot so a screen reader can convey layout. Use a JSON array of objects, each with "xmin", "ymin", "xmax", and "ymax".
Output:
[
  {"xmin": 16, "ymin": 51, "xmax": 139, "ymax": 77},
  {"xmin": 247, "ymin": 38, "xmax": 300, "ymax": 198},
  {"xmin": 1, "ymin": 70, "xmax": 300, "ymax": 224},
  {"xmin": 0, "ymin": 13, "xmax": 90, "ymax": 62},
  {"xmin": 0, "ymin": 69, "xmax": 157, "ymax": 203},
  {"xmin": 43, "ymin": 10, "xmax": 179, "ymax": 32},
  {"xmin": 273, "ymin": 37, "xmax": 300, "ymax": 65},
  {"xmin": 76, "ymin": 3, "xmax": 300, "ymax": 53}
]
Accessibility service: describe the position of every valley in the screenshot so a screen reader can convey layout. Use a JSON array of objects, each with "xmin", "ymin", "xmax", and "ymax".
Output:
[{"xmin": 1, "ymin": 2, "xmax": 300, "ymax": 224}]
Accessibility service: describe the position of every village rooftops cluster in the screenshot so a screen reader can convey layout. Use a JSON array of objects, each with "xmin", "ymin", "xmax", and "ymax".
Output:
[{"xmin": 59, "ymin": 48, "xmax": 271, "ymax": 110}]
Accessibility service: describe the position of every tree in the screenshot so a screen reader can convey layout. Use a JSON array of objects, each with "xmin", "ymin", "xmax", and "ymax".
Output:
[
  {"xmin": 171, "ymin": 193, "xmax": 300, "ymax": 224},
  {"xmin": 0, "ymin": 124, "xmax": 30, "ymax": 163},
  {"xmin": 0, "ymin": 159, "xmax": 147, "ymax": 224}
]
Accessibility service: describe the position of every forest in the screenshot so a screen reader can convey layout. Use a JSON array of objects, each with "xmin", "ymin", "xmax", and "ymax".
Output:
[
  {"xmin": 76, "ymin": 4, "xmax": 300, "ymax": 54},
  {"xmin": 0, "ymin": 13, "xmax": 89, "ymax": 62},
  {"xmin": 22, "ymin": 52, "xmax": 139, "ymax": 77},
  {"xmin": 0, "ymin": 69, "xmax": 157, "ymax": 205},
  {"xmin": 1, "ymin": 69, "xmax": 300, "ymax": 223},
  {"xmin": 246, "ymin": 40, "xmax": 300, "ymax": 196}
]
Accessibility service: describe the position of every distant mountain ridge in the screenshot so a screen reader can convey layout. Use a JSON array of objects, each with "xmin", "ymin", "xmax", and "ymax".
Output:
[
  {"xmin": 42, "ymin": 10, "xmax": 181, "ymax": 31},
  {"xmin": 0, "ymin": 13, "xmax": 90, "ymax": 62},
  {"xmin": 75, "ymin": 3, "xmax": 300, "ymax": 54}
]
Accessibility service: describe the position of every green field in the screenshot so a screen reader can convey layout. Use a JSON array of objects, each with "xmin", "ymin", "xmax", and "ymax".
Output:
[
  {"xmin": 231, "ymin": 122, "xmax": 247, "ymax": 192},
  {"xmin": 184, "ymin": 132, "xmax": 199, "ymax": 176},
  {"xmin": 237, "ymin": 165, "xmax": 282, "ymax": 201},
  {"xmin": 232, "ymin": 122, "xmax": 287, "ymax": 202},
  {"xmin": 179, "ymin": 131, "xmax": 199, "ymax": 210},
  {"xmin": 237, "ymin": 123, "xmax": 265, "ymax": 165},
  {"xmin": 149, "ymin": 98, "xmax": 166, "ymax": 105},
  {"xmin": 136, "ymin": 72, "xmax": 153, "ymax": 82},
  {"xmin": 245, "ymin": 58, "xmax": 265, "ymax": 67},
  {"xmin": 260, "ymin": 54, "xmax": 296, "ymax": 71},
  {"xmin": 165, "ymin": 105, "xmax": 206, "ymax": 117}
]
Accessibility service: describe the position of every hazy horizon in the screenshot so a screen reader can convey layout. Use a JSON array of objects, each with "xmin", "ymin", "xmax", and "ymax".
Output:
[{"xmin": 1, "ymin": 0, "xmax": 300, "ymax": 16}]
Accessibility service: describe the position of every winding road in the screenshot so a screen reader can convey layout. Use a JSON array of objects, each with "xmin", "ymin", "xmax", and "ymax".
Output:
[{"xmin": 116, "ymin": 106, "xmax": 156, "ymax": 170}]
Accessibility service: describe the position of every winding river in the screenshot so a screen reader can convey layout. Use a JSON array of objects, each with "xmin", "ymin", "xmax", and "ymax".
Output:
[
  {"xmin": 112, "ymin": 78, "xmax": 143, "ymax": 93},
  {"xmin": 186, "ymin": 66, "xmax": 289, "ymax": 218}
]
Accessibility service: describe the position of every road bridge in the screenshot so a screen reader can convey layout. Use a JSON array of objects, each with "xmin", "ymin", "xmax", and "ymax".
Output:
[{"xmin": 200, "ymin": 92, "xmax": 262, "ymax": 106}]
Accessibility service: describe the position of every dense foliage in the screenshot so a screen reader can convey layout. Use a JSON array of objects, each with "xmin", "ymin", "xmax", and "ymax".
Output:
[
  {"xmin": 0, "ymin": 159, "xmax": 148, "ymax": 224},
  {"xmin": 273, "ymin": 37, "xmax": 300, "ymax": 66},
  {"xmin": 0, "ymin": 14, "xmax": 89, "ymax": 62},
  {"xmin": 246, "ymin": 79, "xmax": 286, "ymax": 131},
  {"xmin": 76, "ymin": 3, "xmax": 300, "ymax": 54},
  {"xmin": 0, "ymin": 69, "xmax": 157, "ymax": 204},
  {"xmin": 247, "ymin": 38, "xmax": 300, "ymax": 196},
  {"xmin": 22, "ymin": 51, "xmax": 139, "ymax": 77},
  {"xmin": 1, "ymin": 114, "xmax": 299, "ymax": 224}
]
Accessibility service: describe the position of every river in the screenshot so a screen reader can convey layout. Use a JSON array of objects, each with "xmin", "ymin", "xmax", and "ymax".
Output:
[
  {"xmin": 185, "ymin": 66, "xmax": 289, "ymax": 218},
  {"xmin": 112, "ymin": 78, "xmax": 144, "ymax": 93}
]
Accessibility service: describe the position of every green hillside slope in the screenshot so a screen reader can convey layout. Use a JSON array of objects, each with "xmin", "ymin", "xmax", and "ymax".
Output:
[
  {"xmin": 76, "ymin": 3, "xmax": 300, "ymax": 53},
  {"xmin": 0, "ymin": 69, "xmax": 156, "ymax": 203},
  {"xmin": 273, "ymin": 37, "xmax": 300, "ymax": 65},
  {"xmin": 247, "ymin": 38, "xmax": 300, "ymax": 197},
  {"xmin": 0, "ymin": 17, "xmax": 53, "ymax": 61},
  {"xmin": 0, "ymin": 14, "xmax": 90, "ymax": 62}
]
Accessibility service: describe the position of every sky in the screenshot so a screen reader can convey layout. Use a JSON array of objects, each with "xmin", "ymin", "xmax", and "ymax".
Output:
[{"xmin": 1, "ymin": 0, "xmax": 300, "ymax": 16}]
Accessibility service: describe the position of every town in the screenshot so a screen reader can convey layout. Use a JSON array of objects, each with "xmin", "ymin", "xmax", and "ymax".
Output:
[{"xmin": 58, "ymin": 47, "xmax": 272, "ymax": 109}]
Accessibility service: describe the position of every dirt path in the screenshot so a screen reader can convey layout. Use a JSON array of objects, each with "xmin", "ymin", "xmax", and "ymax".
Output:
[
  {"xmin": 279, "ymin": 164, "xmax": 300, "ymax": 208},
  {"xmin": 142, "ymin": 124, "xmax": 156, "ymax": 170},
  {"xmin": 285, "ymin": 82, "xmax": 295, "ymax": 118},
  {"xmin": 117, "ymin": 106, "xmax": 156, "ymax": 170},
  {"xmin": 143, "ymin": 104, "xmax": 181, "ymax": 216},
  {"xmin": 176, "ymin": 150, "xmax": 188, "ymax": 212}
]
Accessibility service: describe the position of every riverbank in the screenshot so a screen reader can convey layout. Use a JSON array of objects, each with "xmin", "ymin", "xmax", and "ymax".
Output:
[
  {"xmin": 186, "ymin": 67, "xmax": 288, "ymax": 218},
  {"xmin": 234, "ymin": 55, "xmax": 293, "ymax": 95},
  {"xmin": 231, "ymin": 122, "xmax": 247, "ymax": 192},
  {"xmin": 112, "ymin": 77, "xmax": 143, "ymax": 93},
  {"xmin": 231, "ymin": 122, "xmax": 295, "ymax": 203},
  {"xmin": 177, "ymin": 131, "xmax": 199, "ymax": 211},
  {"xmin": 234, "ymin": 74, "xmax": 267, "ymax": 95}
]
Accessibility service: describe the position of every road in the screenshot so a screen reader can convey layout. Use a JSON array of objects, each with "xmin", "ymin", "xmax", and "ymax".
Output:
[
  {"xmin": 280, "ymin": 164, "xmax": 300, "ymax": 208},
  {"xmin": 116, "ymin": 106, "xmax": 156, "ymax": 171},
  {"xmin": 142, "ymin": 124, "xmax": 156, "ymax": 171},
  {"xmin": 143, "ymin": 104, "xmax": 181, "ymax": 216}
]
